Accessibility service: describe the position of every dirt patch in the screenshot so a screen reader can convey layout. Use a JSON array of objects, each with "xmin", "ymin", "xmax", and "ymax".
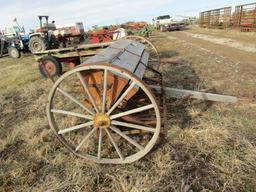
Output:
[
  {"xmin": 184, "ymin": 32, "xmax": 256, "ymax": 53},
  {"xmin": 160, "ymin": 31, "xmax": 256, "ymax": 98},
  {"xmin": 190, "ymin": 26, "xmax": 256, "ymax": 44}
]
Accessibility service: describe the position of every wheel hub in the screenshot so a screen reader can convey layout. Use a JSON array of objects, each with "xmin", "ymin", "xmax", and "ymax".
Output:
[
  {"xmin": 93, "ymin": 113, "xmax": 111, "ymax": 129},
  {"xmin": 44, "ymin": 61, "xmax": 56, "ymax": 76},
  {"xmin": 11, "ymin": 50, "xmax": 17, "ymax": 56},
  {"xmin": 34, "ymin": 42, "xmax": 42, "ymax": 51}
]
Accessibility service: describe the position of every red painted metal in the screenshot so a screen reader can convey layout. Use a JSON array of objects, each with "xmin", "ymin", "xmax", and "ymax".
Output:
[
  {"xmin": 90, "ymin": 29, "xmax": 120, "ymax": 44},
  {"xmin": 121, "ymin": 22, "xmax": 148, "ymax": 30},
  {"xmin": 233, "ymin": 3, "xmax": 256, "ymax": 32}
]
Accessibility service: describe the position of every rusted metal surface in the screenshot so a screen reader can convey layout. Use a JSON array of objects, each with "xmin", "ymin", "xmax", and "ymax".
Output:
[
  {"xmin": 90, "ymin": 29, "xmax": 121, "ymax": 44},
  {"xmin": 233, "ymin": 3, "xmax": 256, "ymax": 32},
  {"xmin": 199, "ymin": 7, "xmax": 232, "ymax": 29}
]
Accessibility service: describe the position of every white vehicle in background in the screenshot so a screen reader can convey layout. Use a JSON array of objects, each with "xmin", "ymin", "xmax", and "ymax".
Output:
[
  {"xmin": 153, "ymin": 15, "xmax": 172, "ymax": 30},
  {"xmin": 153, "ymin": 15, "xmax": 186, "ymax": 32}
]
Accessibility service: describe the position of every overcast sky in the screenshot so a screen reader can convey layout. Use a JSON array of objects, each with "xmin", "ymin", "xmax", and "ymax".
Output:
[{"xmin": 0, "ymin": 0, "xmax": 254, "ymax": 30}]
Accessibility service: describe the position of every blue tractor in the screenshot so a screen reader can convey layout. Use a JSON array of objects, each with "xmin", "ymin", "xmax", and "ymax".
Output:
[{"xmin": 3, "ymin": 19, "xmax": 30, "ymax": 58}]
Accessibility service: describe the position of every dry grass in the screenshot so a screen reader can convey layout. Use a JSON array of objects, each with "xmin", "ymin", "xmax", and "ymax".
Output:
[{"xmin": 0, "ymin": 30, "xmax": 256, "ymax": 192}]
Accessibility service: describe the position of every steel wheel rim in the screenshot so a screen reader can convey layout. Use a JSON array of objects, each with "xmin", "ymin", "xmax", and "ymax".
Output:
[
  {"xmin": 47, "ymin": 63, "xmax": 161, "ymax": 164},
  {"xmin": 33, "ymin": 42, "xmax": 42, "ymax": 51}
]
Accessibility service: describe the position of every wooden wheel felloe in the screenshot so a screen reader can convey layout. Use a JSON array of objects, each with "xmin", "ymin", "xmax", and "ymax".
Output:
[{"xmin": 47, "ymin": 63, "xmax": 161, "ymax": 164}]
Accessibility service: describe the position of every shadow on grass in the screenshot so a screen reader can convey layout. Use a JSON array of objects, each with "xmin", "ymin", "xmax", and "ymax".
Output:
[
  {"xmin": 150, "ymin": 49, "xmax": 215, "ymax": 159},
  {"xmin": 160, "ymin": 49, "xmax": 215, "ymax": 130}
]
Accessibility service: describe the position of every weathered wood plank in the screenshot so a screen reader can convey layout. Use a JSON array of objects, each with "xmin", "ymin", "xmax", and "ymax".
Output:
[
  {"xmin": 112, "ymin": 59, "xmax": 136, "ymax": 74},
  {"xmin": 33, "ymin": 42, "xmax": 113, "ymax": 55},
  {"xmin": 84, "ymin": 39, "xmax": 144, "ymax": 64},
  {"xmin": 109, "ymin": 39, "xmax": 132, "ymax": 50},
  {"xmin": 149, "ymin": 85, "xmax": 238, "ymax": 103},
  {"xmin": 118, "ymin": 51, "xmax": 141, "ymax": 69},
  {"xmin": 81, "ymin": 39, "xmax": 148, "ymax": 81},
  {"xmin": 134, "ymin": 52, "xmax": 149, "ymax": 78},
  {"xmin": 35, "ymin": 49, "xmax": 102, "ymax": 61},
  {"xmin": 126, "ymin": 41, "xmax": 145, "ymax": 56},
  {"xmin": 84, "ymin": 39, "xmax": 147, "ymax": 77},
  {"xmin": 140, "ymin": 51, "xmax": 149, "ymax": 66},
  {"xmin": 97, "ymin": 47, "xmax": 123, "ymax": 61}
]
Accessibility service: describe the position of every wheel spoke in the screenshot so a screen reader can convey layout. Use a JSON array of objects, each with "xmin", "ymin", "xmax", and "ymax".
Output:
[
  {"xmin": 102, "ymin": 69, "xmax": 108, "ymax": 113},
  {"xmin": 51, "ymin": 109, "xmax": 93, "ymax": 120},
  {"xmin": 97, "ymin": 128, "xmax": 103, "ymax": 160},
  {"xmin": 105, "ymin": 129, "xmax": 124, "ymax": 160},
  {"xmin": 111, "ymin": 120, "xmax": 155, "ymax": 132},
  {"xmin": 110, "ymin": 126, "xmax": 144, "ymax": 150},
  {"xmin": 77, "ymin": 72, "xmax": 99, "ymax": 113},
  {"xmin": 57, "ymin": 87, "xmax": 94, "ymax": 115},
  {"xmin": 58, "ymin": 121, "xmax": 93, "ymax": 134},
  {"xmin": 110, "ymin": 104, "xmax": 154, "ymax": 120},
  {"xmin": 107, "ymin": 82, "xmax": 136, "ymax": 115},
  {"xmin": 75, "ymin": 127, "xmax": 97, "ymax": 151}
]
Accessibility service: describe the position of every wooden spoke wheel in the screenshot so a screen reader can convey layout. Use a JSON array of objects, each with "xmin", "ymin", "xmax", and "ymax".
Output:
[{"xmin": 47, "ymin": 63, "xmax": 161, "ymax": 164}]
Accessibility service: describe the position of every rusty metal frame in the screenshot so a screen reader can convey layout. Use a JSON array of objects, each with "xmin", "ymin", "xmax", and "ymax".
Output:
[
  {"xmin": 199, "ymin": 7, "xmax": 232, "ymax": 29},
  {"xmin": 233, "ymin": 3, "xmax": 256, "ymax": 32}
]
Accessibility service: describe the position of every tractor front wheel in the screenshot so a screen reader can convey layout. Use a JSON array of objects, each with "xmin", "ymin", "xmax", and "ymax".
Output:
[
  {"xmin": 8, "ymin": 47, "xmax": 21, "ymax": 58},
  {"xmin": 29, "ymin": 36, "xmax": 46, "ymax": 53}
]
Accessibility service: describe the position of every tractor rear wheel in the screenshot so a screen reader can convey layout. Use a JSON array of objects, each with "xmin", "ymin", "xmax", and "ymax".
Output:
[
  {"xmin": 39, "ymin": 56, "xmax": 62, "ymax": 78},
  {"xmin": 29, "ymin": 36, "xmax": 46, "ymax": 53},
  {"xmin": 8, "ymin": 47, "xmax": 21, "ymax": 58}
]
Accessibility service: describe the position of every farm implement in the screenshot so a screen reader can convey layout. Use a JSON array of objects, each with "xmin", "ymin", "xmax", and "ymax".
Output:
[
  {"xmin": 40, "ymin": 36, "xmax": 249, "ymax": 164},
  {"xmin": 41, "ymin": 36, "xmax": 164, "ymax": 164},
  {"xmin": 34, "ymin": 36, "xmax": 157, "ymax": 78},
  {"xmin": 34, "ymin": 41, "xmax": 113, "ymax": 78}
]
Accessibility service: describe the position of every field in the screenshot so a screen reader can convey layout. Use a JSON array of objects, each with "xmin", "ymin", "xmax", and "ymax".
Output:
[{"xmin": 0, "ymin": 27, "xmax": 256, "ymax": 192}]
